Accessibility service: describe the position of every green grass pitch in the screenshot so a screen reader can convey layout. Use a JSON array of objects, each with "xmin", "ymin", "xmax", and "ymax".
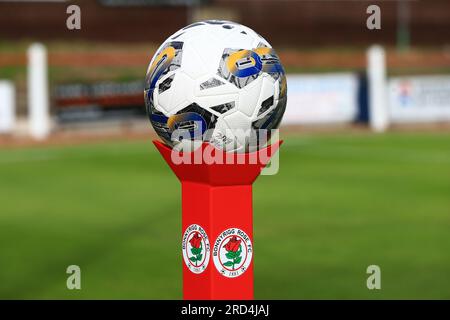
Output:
[{"xmin": 0, "ymin": 132, "xmax": 449, "ymax": 299}]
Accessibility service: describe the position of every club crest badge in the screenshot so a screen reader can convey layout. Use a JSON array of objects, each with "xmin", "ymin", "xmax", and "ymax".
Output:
[
  {"xmin": 213, "ymin": 228, "xmax": 253, "ymax": 278},
  {"xmin": 182, "ymin": 224, "xmax": 210, "ymax": 274}
]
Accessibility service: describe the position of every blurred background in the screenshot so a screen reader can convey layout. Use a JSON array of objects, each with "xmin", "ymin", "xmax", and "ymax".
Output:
[{"xmin": 0, "ymin": 0, "xmax": 449, "ymax": 299}]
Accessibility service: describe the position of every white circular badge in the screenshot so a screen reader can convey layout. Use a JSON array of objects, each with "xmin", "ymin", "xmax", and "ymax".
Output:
[
  {"xmin": 182, "ymin": 224, "xmax": 210, "ymax": 274},
  {"xmin": 213, "ymin": 228, "xmax": 253, "ymax": 278}
]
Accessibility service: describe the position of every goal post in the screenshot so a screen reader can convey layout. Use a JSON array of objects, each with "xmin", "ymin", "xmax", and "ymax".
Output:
[
  {"xmin": 367, "ymin": 45, "xmax": 389, "ymax": 132},
  {"xmin": 0, "ymin": 80, "xmax": 15, "ymax": 134},
  {"xmin": 27, "ymin": 43, "xmax": 50, "ymax": 140}
]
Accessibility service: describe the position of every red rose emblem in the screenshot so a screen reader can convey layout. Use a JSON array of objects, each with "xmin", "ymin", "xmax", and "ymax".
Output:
[
  {"xmin": 189, "ymin": 232, "xmax": 202, "ymax": 249},
  {"xmin": 223, "ymin": 236, "xmax": 241, "ymax": 253}
]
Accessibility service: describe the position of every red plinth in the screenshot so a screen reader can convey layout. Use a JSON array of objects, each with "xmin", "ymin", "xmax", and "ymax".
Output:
[{"xmin": 153, "ymin": 140, "xmax": 282, "ymax": 300}]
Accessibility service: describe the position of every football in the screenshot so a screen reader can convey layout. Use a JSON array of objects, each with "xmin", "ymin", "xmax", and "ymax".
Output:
[{"xmin": 144, "ymin": 20, "xmax": 287, "ymax": 152}]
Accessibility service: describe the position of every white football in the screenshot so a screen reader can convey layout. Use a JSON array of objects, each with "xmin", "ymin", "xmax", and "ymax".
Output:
[{"xmin": 144, "ymin": 20, "xmax": 287, "ymax": 152}]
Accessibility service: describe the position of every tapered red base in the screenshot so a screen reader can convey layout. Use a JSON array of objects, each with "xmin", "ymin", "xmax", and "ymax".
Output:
[{"xmin": 153, "ymin": 140, "xmax": 282, "ymax": 300}]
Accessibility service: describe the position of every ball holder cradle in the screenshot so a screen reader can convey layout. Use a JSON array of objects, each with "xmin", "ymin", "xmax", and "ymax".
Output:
[{"xmin": 154, "ymin": 139, "xmax": 282, "ymax": 300}]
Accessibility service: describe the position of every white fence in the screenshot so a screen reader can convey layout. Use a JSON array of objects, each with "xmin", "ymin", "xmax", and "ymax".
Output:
[
  {"xmin": 283, "ymin": 46, "xmax": 450, "ymax": 130},
  {"xmin": 2, "ymin": 44, "xmax": 450, "ymax": 138}
]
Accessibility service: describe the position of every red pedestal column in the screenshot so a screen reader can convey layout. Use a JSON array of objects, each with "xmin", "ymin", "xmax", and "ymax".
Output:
[{"xmin": 153, "ymin": 140, "xmax": 282, "ymax": 300}]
